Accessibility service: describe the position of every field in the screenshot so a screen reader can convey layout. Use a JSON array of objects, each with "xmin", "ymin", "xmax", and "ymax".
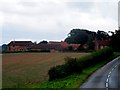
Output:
[{"xmin": 2, "ymin": 52, "xmax": 89, "ymax": 88}]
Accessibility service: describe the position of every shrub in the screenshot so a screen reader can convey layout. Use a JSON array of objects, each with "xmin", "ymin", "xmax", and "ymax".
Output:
[
  {"xmin": 48, "ymin": 65, "xmax": 67, "ymax": 81},
  {"xmin": 64, "ymin": 57, "xmax": 80, "ymax": 74},
  {"xmin": 27, "ymin": 49, "xmax": 50, "ymax": 52},
  {"xmin": 48, "ymin": 57, "xmax": 79, "ymax": 81},
  {"xmin": 48, "ymin": 47, "xmax": 113, "ymax": 80}
]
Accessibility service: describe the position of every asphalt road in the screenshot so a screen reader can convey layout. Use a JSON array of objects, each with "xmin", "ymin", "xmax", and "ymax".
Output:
[{"xmin": 79, "ymin": 56, "xmax": 120, "ymax": 90}]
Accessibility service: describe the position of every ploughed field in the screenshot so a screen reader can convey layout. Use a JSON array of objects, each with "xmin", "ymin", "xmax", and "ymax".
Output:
[{"xmin": 2, "ymin": 53, "xmax": 89, "ymax": 88}]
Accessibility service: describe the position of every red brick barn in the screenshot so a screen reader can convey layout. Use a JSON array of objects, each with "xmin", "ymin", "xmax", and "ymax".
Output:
[
  {"xmin": 8, "ymin": 41, "xmax": 33, "ymax": 52},
  {"xmin": 49, "ymin": 41, "xmax": 80, "ymax": 51},
  {"xmin": 94, "ymin": 39, "xmax": 110, "ymax": 50}
]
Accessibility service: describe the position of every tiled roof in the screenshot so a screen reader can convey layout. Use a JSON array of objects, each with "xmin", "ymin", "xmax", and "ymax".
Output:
[
  {"xmin": 49, "ymin": 41, "xmax": 80, "ymax": 48},
  {"xmin": 8, "ymin": 41, "xmax": 33, "ymax": 46},
  {"xmin": 29, "ymin": 43, "xmax": 63, "ymax": 50}
]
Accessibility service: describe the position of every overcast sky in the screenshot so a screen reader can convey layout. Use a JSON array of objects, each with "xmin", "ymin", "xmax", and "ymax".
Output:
[{"xmin": 0, "ymin": 0, "xmax": 119, "ymax": 45}]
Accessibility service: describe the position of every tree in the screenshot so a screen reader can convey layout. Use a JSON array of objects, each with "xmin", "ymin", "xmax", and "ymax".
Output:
[
  {"xmin": 110, "ymin": 29, "xmax": 120, "ymax": 51},
  {"xmin": 87, "ymin": 33, "xmax": 96, "ymax": 50},
  {"xmin": 96, "ymin": 30, "xmax": 109, "ymax": 40},
  {"xmin": 65, "ymin": 29, "xmax": 96, "ymax": 50},
  {"xmin": 2, "ymin": 44, "xmax": 8, "ymax": 52},
  {"xmin": 64, "ymin": 29, "xmax": 89, "ymax": 45},
  {"xmin": 39, "ymin": 40, "xmax": 48, "ymax": 44}
]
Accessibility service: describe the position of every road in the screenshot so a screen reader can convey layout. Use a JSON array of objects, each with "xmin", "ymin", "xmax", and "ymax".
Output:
[{"xmin": 79, "ymin": 56, "xmax": 120, "ymax": 90}]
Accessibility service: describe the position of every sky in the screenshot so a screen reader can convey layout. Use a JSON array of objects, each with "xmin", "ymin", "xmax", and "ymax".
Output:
[{"xmin": 0, "ymin": 0, "xmax": 119, "ymax": 45}]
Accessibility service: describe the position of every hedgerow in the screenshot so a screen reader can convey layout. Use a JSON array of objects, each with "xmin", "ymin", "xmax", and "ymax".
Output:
[{"xmin": 48, "ymin": 47, "xmax": 113, "ymax": 80}]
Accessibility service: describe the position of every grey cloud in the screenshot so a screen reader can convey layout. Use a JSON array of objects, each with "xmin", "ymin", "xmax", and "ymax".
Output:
[
  {"xmin": 118, "ymin": 1, "xmax": 120, "ymax": 27},
  {"xmin": 95, "ymin": 2, "xmax": 118, "ymax": 21},
  {"xmin": 2, "ymin": 23, "xmax": 67, "ymax": 44},
  {"xmin": 18, "ymin": 0, "xmax": 37, "ymax": 7},
  {"xmin": 66, "ymin": 2, "xmax": 117, "ymax": 22},
  {"xmin": 66, "ymin": 2, "xmax": 95, "ymax": 12},
  {"xmin": 1, "ymin": 3, "xmax": 38, "ymax": 16},
  {"xmin": 1, "ymin": 1, "xmax": 64, "ymax": 17},
  {"xmin": 1, "ymin": 1, "xmax": 118, "ymax": 45}
]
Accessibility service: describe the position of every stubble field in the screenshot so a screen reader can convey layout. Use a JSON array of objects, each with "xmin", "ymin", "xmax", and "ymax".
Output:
[{"xmin": 2, "ymin": 52, "xmax": 89, "ymax": 88}]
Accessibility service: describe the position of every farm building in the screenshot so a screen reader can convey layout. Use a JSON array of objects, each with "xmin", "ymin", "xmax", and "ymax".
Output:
[
  {"xmin": 94, "ymin": 39, "xmax": 110, "ymax": 50},
  {"xmin": 29, "ymin": 43, "xmax": 63, "ymax": 51},
  {"xmin": 29, "ymin": 41, "xmax": 80, "ymax": 52},
  {"xmin": 7, "ymin": 41, "xmax": 34, "ymax": 52},
  {"xmin": 49, "ymin": 41, "xmax": 80, "ymax": 51},
  {"xmin": 6, "ymin": 41, "xmax": 81, "ymax": 52}
]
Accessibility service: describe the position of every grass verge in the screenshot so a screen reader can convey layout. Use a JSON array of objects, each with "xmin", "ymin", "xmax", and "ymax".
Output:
[{"xmin": 24, "ymin": 52, "xmax": 120, "ymax": 89}]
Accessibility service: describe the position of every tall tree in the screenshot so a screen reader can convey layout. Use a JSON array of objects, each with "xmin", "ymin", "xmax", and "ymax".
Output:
[
  {"xmin": 87, "ymin": 32, "xmax": 96, "ymax": 50},
  {"xmin": 39, "ymin": 40, "xmax": 48, "ymax": 44},
  {"xmin": 96, "ymin": 30, "xmax": 109, "ymax": 40},
  {"xmin": 110, "ymin": 29, "xmax": 120, "ymax": 51},
  {"xmin": 64, "ymin": 29, "xmax": 89, "ymax": 45}
]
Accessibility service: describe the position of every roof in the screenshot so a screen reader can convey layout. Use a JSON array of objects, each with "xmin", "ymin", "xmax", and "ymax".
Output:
[
  {"xmin": 49, "ymin": 41, "xmax": 80, "ymax": 48},
  {"xmin": 49, "ymin": 41, "xmax": 68, "ymax": 47},
  {"xmin": 8, "ymin": 41, "xmax": 33, "ymax": 46},
  {"xmin": 29, "ymin": 43, "xmax": 63, "ymax": 50},
  {"xmin": 49, "ymin": 41, "xmax": 67, "ymax": 44}
]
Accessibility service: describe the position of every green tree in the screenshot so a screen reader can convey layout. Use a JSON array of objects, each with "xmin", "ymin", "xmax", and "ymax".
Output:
[
  {"xmin": 39, "ymin": 40, "xmax": 48, "ymax": 44},
  {"xmin": 64, "ymin": 29, "xmax": 89, "ymax": 45},
  {"xmin": 87, "ymin": 33, "xmax": 96, "ymax": 50},
  {"xmin": 110, "ymin": 29, "xmax": 120, "ymax": 51},
  {"xmin": 96, "ymin": 30, "xmax": 109, "ymax": 40},
  {"xmin": 65, "ymin": 29, "xmax": 96, "ymax": 50}
]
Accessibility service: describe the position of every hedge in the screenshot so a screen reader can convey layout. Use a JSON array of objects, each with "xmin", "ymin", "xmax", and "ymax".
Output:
[
  {"xmin": 48, "ymin": 47, "xmax": 113, "ymax": 80},
  {"xmin": 2, "ymin": 49, "xmax": 50, "ymax": 54}
]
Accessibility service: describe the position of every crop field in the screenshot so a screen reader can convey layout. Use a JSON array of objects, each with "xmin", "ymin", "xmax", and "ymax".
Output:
[{"xmin": 2, "ymin": 52, "xmax": 89, "ymax": 88}]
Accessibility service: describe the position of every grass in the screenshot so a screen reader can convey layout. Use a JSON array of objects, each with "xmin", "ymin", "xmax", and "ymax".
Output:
[
  {"xmin": 24, "ymin": 52, "xmax": 120, "ymax": 89},
  {"xmin": 25, "ymin": 59, "xmax": 108, "ymax": 89},
  {"xmin": 2, "ymin": 52, "xmax": 89, "ymax": 88},
  {"xmin": 3, "ymin": 52, "xmax": 120, "ymax": 89}
]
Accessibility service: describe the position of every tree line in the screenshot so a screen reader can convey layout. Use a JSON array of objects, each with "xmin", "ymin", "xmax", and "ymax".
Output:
[{"xmin": 64, "ymin": 28, "xmax": 120, "ymax": 51}]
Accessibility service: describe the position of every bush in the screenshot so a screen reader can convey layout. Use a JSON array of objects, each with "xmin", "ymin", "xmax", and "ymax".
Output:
[
  {"xmin": 27, "ymin": 49, "xmax": 50, "ymax": 52},
  {"xmin": 2, "ymin": 49, "xmax": 50, "ymax": 54},
  {"xmin": 48, "ymin": 57, "xmax": 79, "ymax": 81},
  {"xmin": 48, "ymin": 47, "xmax": 113, "ymax": 80},
  {"xmin": 48, "ymin": 65, "xmax": 67, "ymax": 81},
  {"xmin": 64, "ymin": 57, "xmax": 80, "ymax": 74}
]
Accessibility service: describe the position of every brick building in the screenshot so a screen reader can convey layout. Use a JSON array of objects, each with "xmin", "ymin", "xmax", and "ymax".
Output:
[
  {"xmin": 8, "ymin": 41, "xmax": 33, "ymax": 52},
  {"xmin": 94, "ymin": 39, "xmax": 110, "ymax": 50}
]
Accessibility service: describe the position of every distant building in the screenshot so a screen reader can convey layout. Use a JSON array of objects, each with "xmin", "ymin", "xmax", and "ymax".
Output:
[
  {"xmin": 8, "ymin": 41, "xmax": 33, "ymax": 52},
  {"xmin": 94, "ymin": 39, "xmax": 110, "ymax": 50},
  {"xmin": 6, "ymin": 41, "xmax": 81, "ymax": 52},
  {"xmin": 49, "ymin": 41, "xmax": 68, "ymax": 49},
  {"xmin": 29, "ymin": 43, "xmax": 63, "ymax": 51},
  {"xmin": 68, "ymin": 44, "xmax": 81, "ymax": 50},
  {"xmin": 29, "ymin": 41, "xmax": 80, "ymax": 52},
  {"xmin": 49, "ymin": 41, "xmax": 80, "ymax": 51},
  {"xmin": 82, "ymin": 44, "xmax": 89, "ymax": 50}
]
